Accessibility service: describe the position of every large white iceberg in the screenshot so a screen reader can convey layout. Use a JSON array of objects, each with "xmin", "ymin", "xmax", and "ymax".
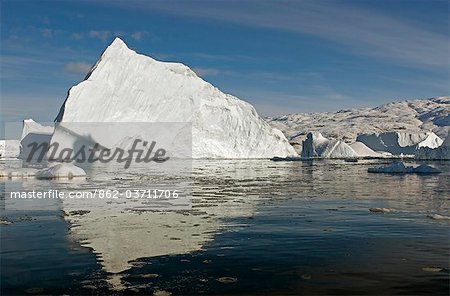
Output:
[
  {"xmin": 53, "ymin": 38, "xmax": 295, "ymax": 158},
  {"xmin": 356, "ymin": 132, "xmax": 442, "ymax": 155},
  {"xmin": 301, "ymin": 132, "xmax": 358, "ymax": 158},
  {"xmin": 415, "ymin": 132, "xmax": 450, "ymax": 160}
]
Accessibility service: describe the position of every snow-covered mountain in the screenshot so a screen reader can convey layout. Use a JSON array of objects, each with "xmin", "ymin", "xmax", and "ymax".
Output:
[
  {"xmin": 55, "ymin": 38, "xmax": 295, "ymax": 158},
  {"xmin": 268, "ymin": 97, "xmax": 450, "ymax": 144}
]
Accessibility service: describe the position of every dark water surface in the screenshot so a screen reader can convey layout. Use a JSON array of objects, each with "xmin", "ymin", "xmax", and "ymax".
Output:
[{"xmin": 1, "ymin": 159, "xmax": 449, "ymax": 295}]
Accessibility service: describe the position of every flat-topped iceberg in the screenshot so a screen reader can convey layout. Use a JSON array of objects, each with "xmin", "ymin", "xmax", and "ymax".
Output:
[{"xmin": 53, "ymin": 38, "xmax": 295, "ymax": 159}]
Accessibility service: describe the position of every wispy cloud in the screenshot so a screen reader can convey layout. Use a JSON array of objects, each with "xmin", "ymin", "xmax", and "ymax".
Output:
[
  {"xmin": 89, "ymin": 30, "xmax": 111, "ymax": 41},
  {"xmin": 188, "ymin": 52, "xmax": 256, "ymax": 62},
  {"xmin": 131, "ymin": 31, "xmax": 145, "ymax": 41},
  {"xmin": 234, "ymin": 88, "xmax": 369, "ymax": 116},
  {"xmin": 70, "ymin": 32, "xmax": 84, "ymax": 40},
  {"xmin": 0, "ymin": 93, "xmax": 64, "ymax": 124},
  {"xmin": 1, "ymin": 55, "xmax": 61, "ymax": 79},
  {"xmin": 64, "ymin": 62, "xmax": 92, "ymax": 74},
  {"xmin": 103, "ymin": 0, "xmax": 448, "ymax": 70}
]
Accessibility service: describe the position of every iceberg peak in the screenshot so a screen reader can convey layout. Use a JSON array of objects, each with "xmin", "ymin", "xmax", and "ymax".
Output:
[
  {"xmin": 110, "ymin": 37, "xmax": 128, "ymax": 49},
  {"xmin": 102, "ymin": 37, "xmax": 133, "ymax": 56}
]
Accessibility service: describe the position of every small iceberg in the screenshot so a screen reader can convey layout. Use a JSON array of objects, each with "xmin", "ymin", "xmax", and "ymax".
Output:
[
  {"xmin": 368, "ymin": 162, "xmax": 441, "ymax": 174},
  {"xmin": 301, "ymin": 132, "xmax": 358, "ymax": 158},
  {"xmin": 36, "ymin": 163, "xmax": 86, "ymax": 179},
  {"xmin": 270, "ymin": 156, "xmax": 303, "ymax": 162},
  {"xmin": 369, "ymin": 207, "xmax": 394, "ymax": 213},
  {"xmin": 427, "ymin": 214, "xmax": 450, "ymax": 221}
]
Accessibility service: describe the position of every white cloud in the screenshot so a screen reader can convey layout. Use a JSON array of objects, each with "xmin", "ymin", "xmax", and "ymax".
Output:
[
  {"xmin": 89, "ymin": 30, "xmax": 111, "ymax": 41},
  {"xmin": 114, "ymin": 31, "xmax": 126, "ymax": 38},
  {"xmin": 130, "ymin": 31, "xmax": 146, "ymax": 41},
  {"xmin": 64, "ymin": 62, "xmax": 92, "ymax": 74}
]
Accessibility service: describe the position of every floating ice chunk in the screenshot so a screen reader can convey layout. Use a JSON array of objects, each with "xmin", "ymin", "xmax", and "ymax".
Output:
[
  {"xmin": 413, "ymin": 164, "xmax": 442, "ymax": 174},
  {"xmin": 0, "ymin": 220, "xmax": 13, "ymax": 225},
  {"xmin": 422, "ymin": 266, "xmax": 444, "ymax": 272},
  {"xmin": 426, "ymin": 214, "xmax": 450, "ymax": 220},
  {"xmin": 368, "ymin": 162, "xmax": 441, "ymax": 174},
  {"xmin": 369, "ymin": 207, "xmax": 394, "ymax": 213},
  {"xmin": 35, "ymin": 163, "xmax": 86, "ymax": 179},
  {"xmin": 368, "ymin": 162, "xmax": 412, "ymax": 173},
  {"xmin": 217, "ymin": 277, "xmax": 238, "ymax": 284}
]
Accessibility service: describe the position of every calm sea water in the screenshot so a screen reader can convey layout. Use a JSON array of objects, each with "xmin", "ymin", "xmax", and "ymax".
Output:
[{"xmin": 1, "ymin": 159, "xmax": 449, "ymax": 295}]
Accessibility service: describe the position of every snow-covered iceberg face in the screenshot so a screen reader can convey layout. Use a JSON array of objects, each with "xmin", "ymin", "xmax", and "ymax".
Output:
[
  {"xmin": 349, "ymin": 142, "xmax": 383, "ymax": 158},
  {"xmin": 356, "ymin": 131, "xmax": 443, "ymax": 156},
  {"xmin": 301, "ymin": 132, "xmax": 358, "ymax": 158},
  {"xmin": 54, "ymin": 38, "xmax": 295, "ymax": 158},
  {"xmin": 19, "ymin": 119, "xmax": 54, "ymax": 161},
  {"xmin": 415, "ymin": 132, "xmax": 450, "ymax": 160}
]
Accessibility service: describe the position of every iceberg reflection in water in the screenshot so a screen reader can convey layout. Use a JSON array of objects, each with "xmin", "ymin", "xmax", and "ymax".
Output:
[{"xmin": 1, "ymin": 159, "xmax": 449, "ymax": 295}]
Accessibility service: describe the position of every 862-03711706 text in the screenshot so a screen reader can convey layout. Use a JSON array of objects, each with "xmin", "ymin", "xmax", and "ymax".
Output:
[{"xmin": 8, "ymin": 189, "xmax": 181, "ymax": 199}]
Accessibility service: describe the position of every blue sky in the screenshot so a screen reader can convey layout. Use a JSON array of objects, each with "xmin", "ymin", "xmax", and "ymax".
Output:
[{"xmin": 1, "ymin": 0, "xmax": 448, "ymax": 125}]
